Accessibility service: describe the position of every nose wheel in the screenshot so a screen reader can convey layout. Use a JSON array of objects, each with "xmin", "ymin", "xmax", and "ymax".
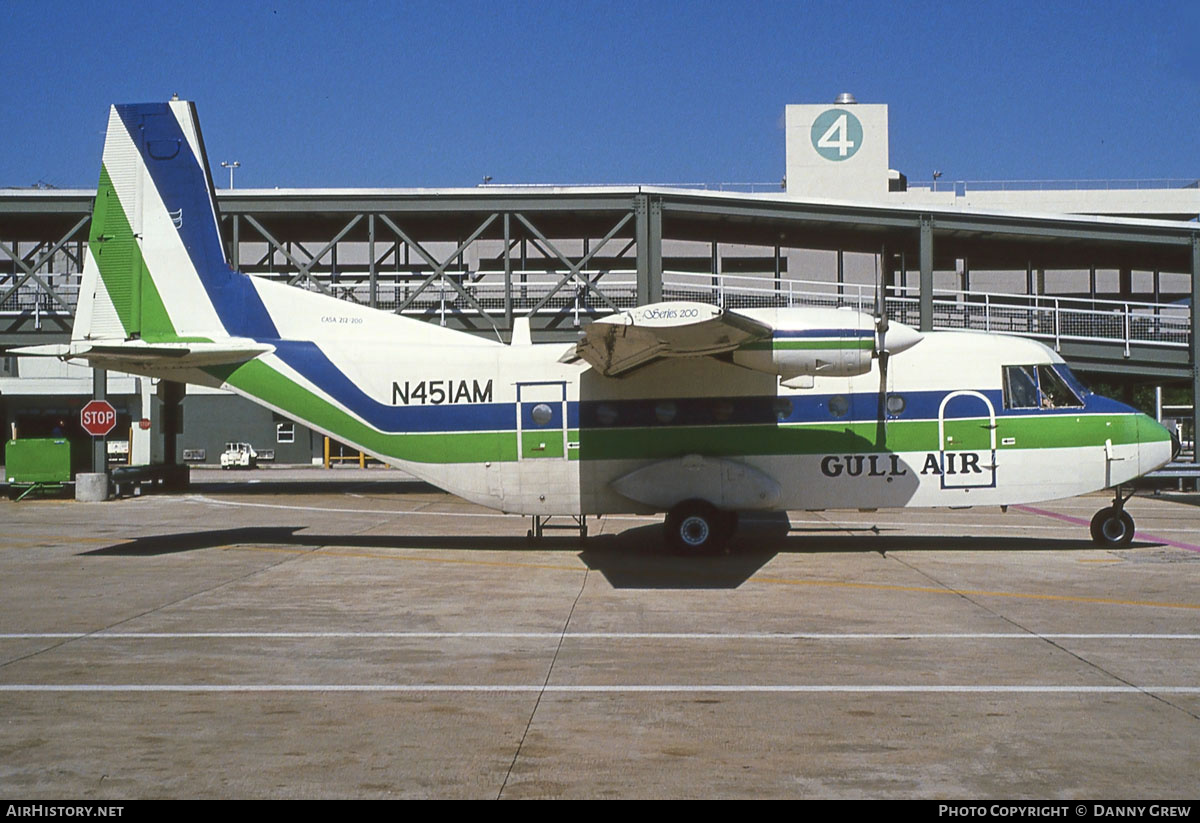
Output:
[{"xmin": 1090, "ymin": 488, "xmax": 1136, "ymax": 548}]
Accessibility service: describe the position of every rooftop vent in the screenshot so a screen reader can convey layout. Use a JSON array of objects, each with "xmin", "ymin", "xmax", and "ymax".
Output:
[{"xmin": 834, "ymin": 92, "xmax": 857, "ymax": 105}]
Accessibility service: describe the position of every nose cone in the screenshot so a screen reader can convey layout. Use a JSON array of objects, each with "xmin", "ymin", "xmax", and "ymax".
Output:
[
  {"xmin": 879, "ymin": 321, "xmax": 924, "ymax": 356},
  {"xmin": 1137, "ymin": 414, "xmax": 1175, "ymax": 476}
]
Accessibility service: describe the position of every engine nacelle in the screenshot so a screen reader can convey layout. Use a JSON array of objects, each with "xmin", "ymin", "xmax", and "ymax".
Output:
[
  {"xmin": 730, "ymin": 306, "xmax": 877, "ymax": 379},
  {"xmin": 732, "ymin": 341, "xmax": 874, "ymax": 379}
]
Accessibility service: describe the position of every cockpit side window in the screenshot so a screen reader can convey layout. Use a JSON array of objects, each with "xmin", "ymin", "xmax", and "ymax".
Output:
[
  {"xmin": 1003, "ymin": 364, "xmax": 1085, "ymax": 410},
  {"xmin": 1003, "ymin": 365, "xmax": 1040, "ymax": 409}
]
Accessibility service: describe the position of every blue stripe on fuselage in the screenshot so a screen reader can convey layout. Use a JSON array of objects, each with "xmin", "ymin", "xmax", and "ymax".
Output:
[
  {"xmin": 266, "ymin": 336, "xmax": 1135, "ymax": 435},
  {"xmin": 773, "ymin": 328, "xmax": 873, "ymax": 338},
  {"xmin": 270, "ymin": 341, "xmax": 512, "ymax": 433}
]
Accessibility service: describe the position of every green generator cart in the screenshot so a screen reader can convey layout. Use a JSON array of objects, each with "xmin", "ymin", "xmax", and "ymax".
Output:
[{"xmin": 5, "ymin": 438, "xmax": 72, "ymax": 500}]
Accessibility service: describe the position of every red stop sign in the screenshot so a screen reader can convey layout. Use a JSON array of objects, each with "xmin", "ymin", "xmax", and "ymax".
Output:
[{"xmin": 80, "ymin": 400, "xmax": 117, "ymax": 437}]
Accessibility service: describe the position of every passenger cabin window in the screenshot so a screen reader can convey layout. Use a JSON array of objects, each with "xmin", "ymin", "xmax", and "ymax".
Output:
[{"xmin": 1003, "ymin": 365, "xmax": 1084, "ymax": 410}]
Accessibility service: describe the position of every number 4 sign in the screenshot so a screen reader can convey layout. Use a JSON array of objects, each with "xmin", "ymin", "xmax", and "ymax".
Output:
[{"xmin": 811, "ymin": 108, "xmax": 863, "ymax": 161}]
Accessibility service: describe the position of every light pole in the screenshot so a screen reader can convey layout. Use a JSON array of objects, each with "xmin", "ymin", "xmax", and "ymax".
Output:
[{"xmin": 220, "ymin": 161, "xmax": 241, "ymax": 189}]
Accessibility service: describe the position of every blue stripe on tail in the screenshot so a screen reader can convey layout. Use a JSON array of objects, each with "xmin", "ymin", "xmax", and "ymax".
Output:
[{"xmin": 114, "ymin": 103, "xmax": 280, "ymax": 340}]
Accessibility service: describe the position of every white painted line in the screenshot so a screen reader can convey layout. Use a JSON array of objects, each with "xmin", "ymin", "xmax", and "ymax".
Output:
[
  {"xmin": 2, "ymin": 632, "xmax": 1198, "ymax": 641},
  {"xmin": 1, "ymin": 684, "xmax": 1198, "ymax": 694}
]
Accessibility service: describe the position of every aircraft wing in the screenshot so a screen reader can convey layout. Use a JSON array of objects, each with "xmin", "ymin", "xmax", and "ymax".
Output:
[{"xmin": 569, "ymin": 301, "xmax": 772, "ymax": 377}]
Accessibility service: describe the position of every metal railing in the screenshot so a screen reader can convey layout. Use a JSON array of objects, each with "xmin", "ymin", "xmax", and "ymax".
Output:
[
  {"xmin": 886, "ymin": 284, "xmax": 1190, "ymax": 354},
  {"xmin": 478, "ymin": 181, "xmax": 783, "ymax": 193},
  {"xmin": 660, "ymin": 271, "xmax": 1190, "ymax": 353},
  {"xmin": 910, "ymin": 178, "xmax": 1200, "ymax": 193},
  {"xmin": 662, "ymin": 270, "xmax": 874, "ymax": 312},
  {"xmin": 382, "ymin": 270, "xmax": 640, "ymax": 326},
  {"xmin": 1, "ymin": 268, "xmax": 1192, "ymax": 352},
  {"xmin": 0, "ymin": 275, "xmax": 80, "ymax": 315}
]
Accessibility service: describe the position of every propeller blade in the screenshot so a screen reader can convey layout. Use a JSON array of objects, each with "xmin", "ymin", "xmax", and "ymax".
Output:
[
  {"xmin": 873, "ymin": 254, "xmax": 889, "ymax": 354},
  {"xmin": 875, "ymin": 348, "xmax": 890, "ymax": 449}
]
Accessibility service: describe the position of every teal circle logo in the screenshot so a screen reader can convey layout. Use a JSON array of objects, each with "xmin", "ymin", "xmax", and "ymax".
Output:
[{"xmin": 811, "ymin": 108, "xmax": 863, "ymax": 161}]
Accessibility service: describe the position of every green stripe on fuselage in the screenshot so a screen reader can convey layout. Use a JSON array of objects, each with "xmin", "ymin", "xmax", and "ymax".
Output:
[
  {"xmin": 218, "ymin": 359, "xmax": 516, "ymax": 463},
  {"xmin": 576, "ymin": 413, "xmax": 1149, "ymax": 461}
]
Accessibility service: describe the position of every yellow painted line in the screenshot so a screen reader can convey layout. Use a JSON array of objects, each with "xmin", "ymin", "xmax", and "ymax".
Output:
[{"xmin": 752, "ymin": 575, "xmax": 1200, "ymax": 610}]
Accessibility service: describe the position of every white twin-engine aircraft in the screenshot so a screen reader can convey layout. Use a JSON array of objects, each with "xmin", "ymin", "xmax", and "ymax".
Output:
[{"xmin": 18, "ymin": 101, "xmax": 1176, "ymax": 551}]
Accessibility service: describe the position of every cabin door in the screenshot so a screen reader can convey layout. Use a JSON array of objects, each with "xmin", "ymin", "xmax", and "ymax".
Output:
[
  {"xmin": 516, "ymin": 381, "xmax": 568, "ymax": 461},
  {"xmin": 937, "ymin": 390, "xmax": 997, "ymax": 489}
]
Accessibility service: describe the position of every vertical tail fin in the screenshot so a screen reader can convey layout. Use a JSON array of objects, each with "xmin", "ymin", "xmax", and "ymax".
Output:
[{"xmin": 75, "ymin": 101, "xmax": 277, "ymax": 344}]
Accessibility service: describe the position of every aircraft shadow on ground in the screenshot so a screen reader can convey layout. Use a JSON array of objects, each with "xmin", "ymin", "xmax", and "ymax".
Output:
[
  {"xmin": 79, "ymin": 512, "xmax": 1127, "ymax": 589},
  {"xmin": 1148, "ymin": 492, "xmax": 1200, "ymax": 508},
  {"xmin": 187, "ymin": 479, "xmax": 440, "ymax": 497}
]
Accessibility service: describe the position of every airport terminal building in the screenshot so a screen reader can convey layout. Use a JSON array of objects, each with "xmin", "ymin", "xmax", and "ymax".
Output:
[{"xmin": 2, "ymin": 96, "xmax": 1198, "ymax": 471}]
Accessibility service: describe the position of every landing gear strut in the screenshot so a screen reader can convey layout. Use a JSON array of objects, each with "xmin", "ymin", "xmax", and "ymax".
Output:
[{"xmin": 1090, "ymin": 487, "xmax": 1136, "ymax": 548}]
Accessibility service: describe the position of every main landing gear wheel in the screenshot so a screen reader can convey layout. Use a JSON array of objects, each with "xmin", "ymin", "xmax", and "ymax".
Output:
[
  {"xmin": 664, "ymin": 500, "xmax": 736, "ymax": 554},
  {"xmin": 1089, "ymin": 506, "xmax": 1135, "ymax": 548}
]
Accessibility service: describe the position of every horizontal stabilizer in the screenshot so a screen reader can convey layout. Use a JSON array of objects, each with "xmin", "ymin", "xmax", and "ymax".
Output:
[
  {"xmin": 573, "ymin": 301, "xmax": 771, "ymax": 377},
  {"xmin": 10, "ymin": 338, "xmax": 274, "ymax": 369}
]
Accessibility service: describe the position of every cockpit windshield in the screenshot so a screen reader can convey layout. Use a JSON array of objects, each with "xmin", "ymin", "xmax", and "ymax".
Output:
[
  {"xmin": 1052, "ymin": 363, "xmax": 1091, "ymax": 400},
  {"xmin": 1003, "ymin": 364, "xmax": 1085, "ymax": 410}
]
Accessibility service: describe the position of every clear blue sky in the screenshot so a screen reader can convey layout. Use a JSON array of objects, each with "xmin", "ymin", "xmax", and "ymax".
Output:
[{"xmin": 3, "ymin": 0, "xmax": 1198, "ymax": 189}]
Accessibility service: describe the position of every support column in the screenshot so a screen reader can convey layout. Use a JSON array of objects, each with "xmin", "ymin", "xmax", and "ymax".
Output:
[
  {"xmin": 836, "ymin": 249, "xmax": 844, "ymax": 297},
  {"xmin": 710, "ymin": 241, "xmax": 720, "ymax": 303},
  {"xmin": 368, "ymin": 214, "xmax": 377, "ymax": 309},
  {"xmin": 91, "ymin": 367, "xmax": 107, "ymax": 473},
  {"xmin": 160, "ymin": 380, "xmax": 184, "ymax": 467},
  {"xmin": 648, "ymin": 198, "xmax": 662, "ymax": 303},
  {"xmin": 1191, "ymin": 237, "xmax": 1199, "ymax": 465},
  {"xmin": 520, "ymin": 238, "xmax": 527, "ymax": 303},
  {"xmin": 773, "ymin": 244, "xmax": 781, "ymax": 300},
  {"xmin": 1119, "ymin": 267, "xmax": 1133, "ymax": 302},
  {"xmin": 634, "ymin": 195, "xmax": 662, "ymax": 304},
  {"xmin": 231, "ymin": 215, "xmax": 240, "ymax": 269},
  {"xmin": 919, "ymin": 215, "xmax": 933, "ymax": 332},
  {"xmin": 880, "ymin": 244, "xmax": 893, "ymax": 313},
  {"xmin": 503, "ymin": 213, "xmax": 512, "ymax": 330},
  {"xmin": 130, "ymin": 377, "xmax": 153, "ymax": 466}
]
